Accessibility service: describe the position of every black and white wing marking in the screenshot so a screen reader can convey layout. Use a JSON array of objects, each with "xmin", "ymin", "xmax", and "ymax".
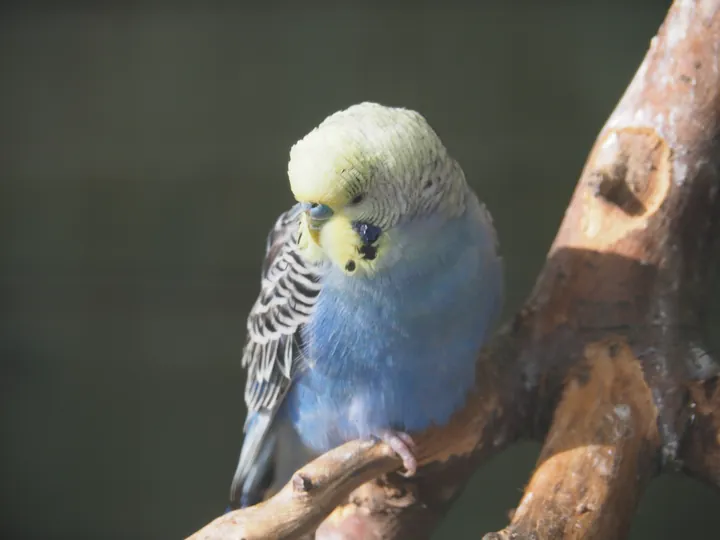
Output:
[
  {"xmin": 230, "ymin": 203, "xmax": 321, "ymax": 506},
  {"xmin": 243, "ymin": 203, "xmax": 320, "ymax": 413}
]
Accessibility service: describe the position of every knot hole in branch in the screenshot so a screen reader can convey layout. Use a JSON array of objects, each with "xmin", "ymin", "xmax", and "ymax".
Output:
[
  {"xmin": 589, "ymin": 127, "xmax": 670, "ymax": 217},
  {"xmin": 292, "ymin": 472, "xmax": 314, "ymax": 493}
]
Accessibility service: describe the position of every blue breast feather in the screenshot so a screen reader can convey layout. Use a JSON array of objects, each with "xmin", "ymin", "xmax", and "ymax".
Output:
[{"xmin": 284, "ymin": 197, "xmax": 503, "ymax": 452}]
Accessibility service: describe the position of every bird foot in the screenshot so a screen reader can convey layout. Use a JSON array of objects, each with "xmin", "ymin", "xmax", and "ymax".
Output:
[{"xmin": 373, "ymin": 430, "xmax": 417, "ymax": 477}]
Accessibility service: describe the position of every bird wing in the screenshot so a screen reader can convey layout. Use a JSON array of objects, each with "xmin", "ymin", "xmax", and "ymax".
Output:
[{"xmin": 230, "ymin": 203, "xmax": 321, "ymax": 506}]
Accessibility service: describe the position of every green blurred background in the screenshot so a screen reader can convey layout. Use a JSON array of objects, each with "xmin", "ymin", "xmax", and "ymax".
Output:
[{"xmin": 2, "ymin": 2, "xmax": 719, "ymax": 539}]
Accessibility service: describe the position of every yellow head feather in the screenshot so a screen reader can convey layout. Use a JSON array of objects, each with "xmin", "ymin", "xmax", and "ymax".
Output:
[{"xmin": 287, "ymin": 102, "xmax": 466, "ymax": 276}]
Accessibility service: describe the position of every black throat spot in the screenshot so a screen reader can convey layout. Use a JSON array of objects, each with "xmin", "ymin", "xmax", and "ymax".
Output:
[{"xmin": 358, "ymin": 244, "xmax": 377, "ymax": 261}]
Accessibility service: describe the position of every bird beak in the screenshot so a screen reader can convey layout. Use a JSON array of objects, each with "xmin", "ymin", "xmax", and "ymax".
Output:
[{"xmin": 301, "ymin": 202, "xmax": 334, "ymax": 243}]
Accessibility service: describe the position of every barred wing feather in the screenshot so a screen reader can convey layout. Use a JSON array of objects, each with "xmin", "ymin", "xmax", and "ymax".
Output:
[{"xmin": 230, "ymin": 204, "xmax": 320, "ymax": 506}]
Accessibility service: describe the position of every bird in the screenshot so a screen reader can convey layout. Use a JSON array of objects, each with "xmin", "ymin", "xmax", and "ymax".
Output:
[{"xmin": 228, "ymin": 102, "xmax": 503, "ymax": 509}]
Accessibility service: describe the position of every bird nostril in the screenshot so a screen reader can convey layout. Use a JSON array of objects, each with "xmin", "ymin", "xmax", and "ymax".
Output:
[{"xmin": 308, "ymin": 204, "xmax": 334, "ymax": 221}]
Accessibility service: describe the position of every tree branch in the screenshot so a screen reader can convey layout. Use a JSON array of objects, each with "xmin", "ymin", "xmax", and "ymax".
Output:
[
  {"xmin": 186, "ymin": 440, "xmax": 400, "ymax": 540},
  {"xmin": 484, "ymin": 339, "xmax": 661, "ymax": 540},
  {"xmin": 679, "ymin": 374, "xmax": 720, "ymax": 488},
  {"xmin": 187, "ymin": 1, "xmax": 720, "ymax": 538},
  {"xmin": 188, "ymin": 326, "xmax": 528, "ymax": 540}
]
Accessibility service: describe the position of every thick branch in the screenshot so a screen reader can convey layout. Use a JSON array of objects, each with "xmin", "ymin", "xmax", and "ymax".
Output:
[
  {"xmin": 484, "ymin": 339, "xmax": 660, "ymax": 540},
  {"xmin": 487, "ymin": 0, "xmax": 720, "ymax": 537},
  {"xmin": 188, "ymin": 1, "xmax": 720, "ymax": 538},
  {"xmin": 679, "ymin": 374, "xmax": 720, "ymax": 488}
]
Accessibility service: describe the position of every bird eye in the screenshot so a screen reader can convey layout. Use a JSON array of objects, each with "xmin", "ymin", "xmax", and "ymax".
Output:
[{"xmin": 350, "ymin": 193, "xmax": 365, "ymax": 205}]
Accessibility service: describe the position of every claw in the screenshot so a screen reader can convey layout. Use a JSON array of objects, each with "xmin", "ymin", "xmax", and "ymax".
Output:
[{"xmin": 374, "ymin": 430, "xmax": 418, "ymax": 477}]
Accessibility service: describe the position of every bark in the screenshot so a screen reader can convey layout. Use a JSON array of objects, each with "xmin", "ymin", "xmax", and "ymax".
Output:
[{"xmin": 187, "ymin": 1, "xmax": 720, "ymax": 538}]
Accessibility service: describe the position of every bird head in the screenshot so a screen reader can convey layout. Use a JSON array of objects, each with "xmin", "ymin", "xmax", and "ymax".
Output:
[{"xmin": 288, "ymin": 102, "xmax": 467, "ymax": 277}]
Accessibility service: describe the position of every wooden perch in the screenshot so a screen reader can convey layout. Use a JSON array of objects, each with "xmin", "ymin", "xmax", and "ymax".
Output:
[{"xmin": 188, "ymin": 1, "xmax": 720, "ymax": 538}]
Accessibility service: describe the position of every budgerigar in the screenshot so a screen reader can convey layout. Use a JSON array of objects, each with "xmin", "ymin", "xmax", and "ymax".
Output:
[{"xmin": 229, "ymin": 102, "xmax": 503, "ymax": 509}]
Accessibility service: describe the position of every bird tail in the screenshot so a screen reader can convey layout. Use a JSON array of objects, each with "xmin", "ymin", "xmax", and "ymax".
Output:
[{"xmin": 229, "ymin": 412, "xmax": 277, "ymax": 509}]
